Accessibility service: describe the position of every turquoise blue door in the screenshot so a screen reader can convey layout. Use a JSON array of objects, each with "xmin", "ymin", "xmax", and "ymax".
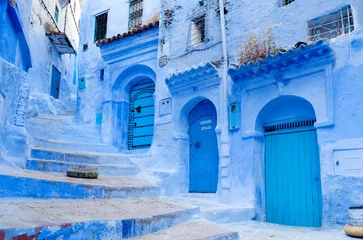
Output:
[
  {"xmin": 128, "ymin": 79, "xmax": 155, "ymax": 150},
  {"xmin": 189, "ymin": 100, "xmax": 219, "ymax": 193},
  {"xmin": 265, "ymin": 124, "xmax": 322, "ymax": 227},
  {"xmin": 51, "ymin": 66, "xmax": 61, "ymax": 99}
]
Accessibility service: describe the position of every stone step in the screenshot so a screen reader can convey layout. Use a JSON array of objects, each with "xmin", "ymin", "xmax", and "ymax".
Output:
[
  {"xmin": 32, "ymin": 137, "xmax": 119, "ymax": 153},
  {"xmin": 0, "ymin": 169, "xmax": 160, "ymax": 199},
  {"xmin": 30, "ymin": 147, "xmax": 136, "ymax": 165},
  {"xmin": 28, "ymin": 130, "xmax": 102, "ymax": 143},
  {"xmin": 0, "ymin": 198, "xmax": 199, "ymax": 239},
  {"xmin": 26, "ymin": 158, "xmax": 140, "ymax": 176},
  {"xmin": 173, "ymin": 195, "xmax": 254, "ymax": 223},
  {"xmin": 131, "ymin": 220, "xmax": 240, "ymax": 240},
  {"xmin": 26, "ymin": 124, "xmax": 100, "ymax": 137},
  {"xmin": 27, "ymin": 114, "xmax": 76, "ymax": 123}
]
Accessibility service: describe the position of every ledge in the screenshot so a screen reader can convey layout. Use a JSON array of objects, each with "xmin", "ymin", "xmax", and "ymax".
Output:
[
  {"xmin": 165, "ymin": 62, "xmax": 221, "ymax": 96},
  {"xmin": 228, "ymin": 40, "xmax": 335, "ymax": 83}
]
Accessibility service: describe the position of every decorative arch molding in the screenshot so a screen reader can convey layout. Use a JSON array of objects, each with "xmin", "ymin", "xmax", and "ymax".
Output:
[
  {"xmin": 112, "ymin": 64, "xmax": 156, "ymax": 102},
  {"xmin": 101, "ymin": 64, "xmax": 157, "ymax": 150},
  {"xmin": 252, "ymin": 96, "xmax": 320, "ymax": 222}
]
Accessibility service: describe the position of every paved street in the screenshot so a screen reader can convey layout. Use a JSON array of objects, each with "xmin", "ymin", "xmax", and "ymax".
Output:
[{"xmin": 226, "ymin": 221, "xmax": 351, "ymax": 240}]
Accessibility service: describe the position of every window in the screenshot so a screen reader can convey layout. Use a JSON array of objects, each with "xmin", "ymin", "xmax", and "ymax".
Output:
[
  {"xmin": 190, "ymin": 15, "xmax": 206, "ymax": 48},
  {"xmin": 55, "ymin": 6, "xmax": 59, "ymax": 22},
  {"xmin": 94, "ymin": 12, "xmax": 108, "ymax": 42},
  {"xmin": 307, "ymin": 5, "xmax": 354, "ymax": 42},
  {"xmin": 282, "ymin": 0, "xmax": 295, "ymax": 6},
  {"xmin": 129, "ymin": 0, "xmax": 143, "ymax": 29}
]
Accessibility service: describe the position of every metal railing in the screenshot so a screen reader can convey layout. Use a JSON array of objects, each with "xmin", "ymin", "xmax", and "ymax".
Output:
[{"xmin": 307, "ymin": 5, "xmax": 354, "ymax": 42}]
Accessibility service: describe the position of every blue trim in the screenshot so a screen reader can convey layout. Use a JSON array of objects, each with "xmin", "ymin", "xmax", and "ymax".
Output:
[
  {"xmin": 6, "ymin": 3, "xmax": 32, "ymax": 71},
  {"xmin": 228, "ymin": 40, "xmax": 334, "ymax": 83}
]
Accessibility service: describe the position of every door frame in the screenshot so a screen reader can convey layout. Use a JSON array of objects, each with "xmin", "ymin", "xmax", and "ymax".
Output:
[{"xmin": 263, "ymin": 118, "xmax": 322, "ymax": 227}]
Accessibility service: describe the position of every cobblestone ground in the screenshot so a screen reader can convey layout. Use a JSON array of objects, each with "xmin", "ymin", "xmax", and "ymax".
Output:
[{"xmin": 225, "ymin": 221, "xmax": 351, "ymax": 240}]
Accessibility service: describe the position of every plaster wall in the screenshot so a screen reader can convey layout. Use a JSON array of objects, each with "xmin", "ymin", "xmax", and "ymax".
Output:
[
  {"xmin": 0, "ymin": 1, "xmax": 32, "ymax": 167},
  {"xmin": 79, "ymin": 0, "xmax": 363, "ymax": 226},
  {"xmin": 226, "ymin": 0, "xmax": 363, "ymax": 226},
  {"xmin": 27, "ymin": 0, "xmax": 81, "ymax": 109},
  {"xmin": 78, "ymin": 0, "xmax": 161, "ymax": 124}
]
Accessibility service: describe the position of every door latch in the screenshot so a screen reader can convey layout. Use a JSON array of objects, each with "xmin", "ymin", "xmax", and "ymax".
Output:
[{"xmin": 136, "ymin": 106, "xmax": 142, "ymax": 113}]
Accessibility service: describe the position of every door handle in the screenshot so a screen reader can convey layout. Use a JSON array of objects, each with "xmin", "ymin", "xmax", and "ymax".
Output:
[
  {"xmin": 136, "ymin": 106, "xmax": 142, "ymax": 113},
  {"xmin": 195, "ymin": 141, "xmax": 201, "ymax": 148}
]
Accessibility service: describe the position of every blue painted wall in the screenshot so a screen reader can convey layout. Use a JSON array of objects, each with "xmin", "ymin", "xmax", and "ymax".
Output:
[
  {"xmin": 78, "ymin": 0, "xmax": 363, "ymax": 227},
  {"xmin": 0, "ymin": 1, "xmax": 32, "ymax": 167}
]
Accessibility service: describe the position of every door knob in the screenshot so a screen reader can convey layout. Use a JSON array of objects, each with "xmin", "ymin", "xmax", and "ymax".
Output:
[{"xmin": 136, "ymin": 106, "xmax": 142, "ymax": 113}]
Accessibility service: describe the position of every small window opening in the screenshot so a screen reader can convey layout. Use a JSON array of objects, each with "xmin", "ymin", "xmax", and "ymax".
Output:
[
  {"xmin": 94, "ymin": 12, "xmax": 108, "ymax": 42},
  {"xmin": 282, "ymin": 0, "xmax": 295, "ymax": 7},
  {"xmin": 191, "ymin": 15, "xmax": 206, "ymax": 48},
  {"xmin": 100, "ymin": 69, "xmax": 104, "ymax": 81},
  {"xmin": 307, "ymin": 5, "xmax": 354, "ymax": 42},
  {"xmin": 129, "ymin": 0, "xmax": 143, "ymax": 29},
  {"xmin": 55, "ymin": 6, "xmax": 59, "ymax": 22}
]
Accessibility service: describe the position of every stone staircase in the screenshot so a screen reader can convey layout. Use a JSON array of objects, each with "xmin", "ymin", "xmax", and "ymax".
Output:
[{"xmin": 0, "ymin": 113, "xmax": 249, "ymax": 239}]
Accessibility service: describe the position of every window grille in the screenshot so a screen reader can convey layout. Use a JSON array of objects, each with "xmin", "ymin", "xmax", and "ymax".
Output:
[
  {"xmin": 190, "ymin": 15, "xmax": 206, "ymax": 48},
  {"xmin": 264, "ymin": 119, "xmax": 316, "ymax": 133},
  {"xmin": 282, "ymin": 0, "xmax": 295, "ymax": 7},
  {"xmin": 55, "ymin": 6, "xmax": 59, "ymax": 22},
  {"xmin": 307, "ymin": 5, "xmax": 354, "ymax": 42},
  {"xmin": 129, "ymin": 0, "xmax": 143, "ymax": 29},
  {"xmin": 94, "ymin": 12, "xmax": 108, "ymax": 42}
]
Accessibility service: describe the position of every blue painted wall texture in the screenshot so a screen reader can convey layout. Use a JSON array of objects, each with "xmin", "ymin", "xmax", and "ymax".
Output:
[
  {"xmin": 75, "ymin": 0, "xmax": 363, "ymax": 227},
  {"xmin": 0, "ymin": 1, "xmax": 32, "ymax": 167},
  {"xmin": 0, "ymin": 0, "xmax": 363, "ymax": 229}
]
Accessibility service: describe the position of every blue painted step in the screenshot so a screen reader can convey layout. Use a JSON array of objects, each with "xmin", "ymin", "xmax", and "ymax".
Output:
[
  {"xmin": 132, "ymin": 220, "xmax": 240, "ymax": 240},
  {"xmin": 31, "ymin": 147, "xmax": 137, "ymax": 165},
  {"xmin": 32, "ymin": 137, "xmax": 119, "ymax": 153},
  {"xmin": 0, "ymin": 169, "xmax": 160, "ymax": 199},
  {"xmin": 0, "ymin": 198, "xmax": 199, "ymax": 239},
  {"xmin": 26, "ymin": 158, "xmax": 140, "ymax": 176}
]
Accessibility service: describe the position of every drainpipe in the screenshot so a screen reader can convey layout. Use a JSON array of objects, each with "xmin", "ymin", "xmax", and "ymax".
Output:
[{"xmin": 218, "ymin": 0, "xmax": 231, "ymax": 204}]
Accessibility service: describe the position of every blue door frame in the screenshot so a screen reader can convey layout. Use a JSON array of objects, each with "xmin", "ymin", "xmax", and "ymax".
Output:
[
  {"xmin": 51, "ymin": 66, "xmax": 61, "ymax": 99},
  {"xmin": 265, "ymin": 121, "xmax": 322, "ymax": 227},
  {"xmin": 128, "ymin": 79, "xmax": 155, "ymax": 150},
  {"xmin": 189, "ymin": 100, "xmax": 219, "ymax": 193}
]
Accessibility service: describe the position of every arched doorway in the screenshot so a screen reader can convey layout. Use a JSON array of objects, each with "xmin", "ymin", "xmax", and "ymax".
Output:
[
  {"xmin": 127, "ymin": 79, "xmax": 155, "ymax": 150},
  {"xmin": 259, "ymin": 96, "xmax": 322, "ymax": 227},
  {"xmin": 189, "ymin": 99, "xmax": 219, "ymax": 193}
]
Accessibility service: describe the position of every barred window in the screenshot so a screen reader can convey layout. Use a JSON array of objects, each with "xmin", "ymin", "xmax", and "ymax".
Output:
[
  {"xmin": 307, "ymin": 5, "xmax": 354, "ymax": 42},
  {"xmin": 129, "ymin": 0, "xmax": 143, "ymax": 29},
  {"xmin": 190, "ymin": 15, "xmax": 206, "ymax": 48},
  {"xmin": 282, "ymin": 0, "xmax": 295, "ymax": 7},
  {"xmin": 94, "ymin": 12, "xmax": 108, "ymax": 42}
]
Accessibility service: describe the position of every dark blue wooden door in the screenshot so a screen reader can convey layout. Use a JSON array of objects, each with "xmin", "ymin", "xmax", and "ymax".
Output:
[
  {"xmin": 265, "ymin": 125, "xmax": 322, "ymax": 227},
  {"xmin": 128, "ymin": 79, "xmax": 155, "ymax": 150},
  {"xmin": 51, "ymin": 66, "xmax": 61, "ymax": 99},
  {"xmin": 189, "ymin": 100, "xmax": 219, "ymax": 193}
]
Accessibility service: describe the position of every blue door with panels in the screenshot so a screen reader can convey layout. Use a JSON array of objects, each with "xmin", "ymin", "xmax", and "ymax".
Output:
[
  {"xmin": 128, "ymin": 79, "xmax": 155, "ymax": 150},
  {"xmin": 189, "ymin": 100, "xmax": 219, "ymax": 193},
  {"xmin": 265, "ymin": 119, "xmax": 322, "ymax": 227},
  {"xmin": 51, "ymin": 66, "xmax": 61, "ymax": 99}
]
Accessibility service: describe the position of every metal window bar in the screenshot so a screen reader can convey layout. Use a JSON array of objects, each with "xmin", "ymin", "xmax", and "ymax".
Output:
[
  {"xmin": 264, "ymin": 119, "xmax": 316, "ymax": 133},
  {"xmin": 307, "ymin": 5, "xmax": 354, "ymax": 42},
  {"xmin": 190, "ymin": 16, "xmax": 206, "ymax": 47},
  {"xmin": 129, "ymin": 0, "xmax": 143, "ymax": 29},
  {"xmin": 94, "ymin": 12, "xmax": 108, "ymax": 42},
  {"xmin": 282, "ymin": 0, "xmax": 295, "ymax": 7}
]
